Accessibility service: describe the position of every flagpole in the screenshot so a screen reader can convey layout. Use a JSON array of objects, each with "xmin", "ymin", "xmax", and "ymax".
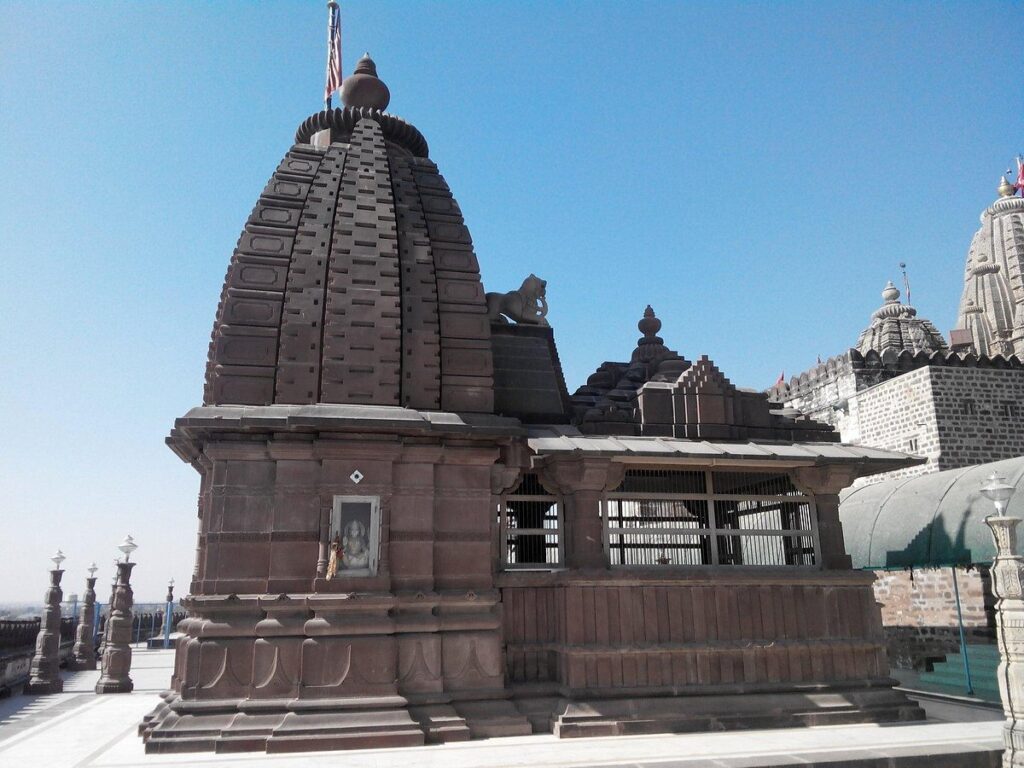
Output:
[{"xmin": 324, "ymin": 1, "xmax": 340, "ymax": 111}]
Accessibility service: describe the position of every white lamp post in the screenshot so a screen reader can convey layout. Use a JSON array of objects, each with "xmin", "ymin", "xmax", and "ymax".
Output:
[{"xmin": 982, "ymin": 472, "xmax": 1022, "ymax": 767}]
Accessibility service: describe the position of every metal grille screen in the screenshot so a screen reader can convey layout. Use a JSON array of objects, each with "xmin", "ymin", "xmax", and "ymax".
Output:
[
  {"xmin": 500, "ymin": 474, "xmax": 562, "ymax": 568},
  {"xmin": 605, "ymin": 469, "xmax": 818, "ymax": 567}
]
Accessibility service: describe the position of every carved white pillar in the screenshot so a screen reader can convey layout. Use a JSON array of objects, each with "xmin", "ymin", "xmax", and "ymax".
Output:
[{"xmin": 987, "ymin": 515, "xmax": 1024, "ymax": 767}]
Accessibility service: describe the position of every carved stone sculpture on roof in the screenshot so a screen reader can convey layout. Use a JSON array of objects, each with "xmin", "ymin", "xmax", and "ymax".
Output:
[{"xmin": 486, "ymin": 273, "xmax": 549, "ymax": 325}]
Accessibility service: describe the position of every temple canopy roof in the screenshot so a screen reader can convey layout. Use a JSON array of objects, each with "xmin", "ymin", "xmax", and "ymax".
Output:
[
  {"xmin": 527, "ymin": 429, "xmax": 921, "ymax": 476},
  {"xmin": 854, "ymin": 281, "xmax": 949, "ymax": 356},
  {"xmin": 840, "ymin": 456, "xmax": 1024, "ymax": 568}
]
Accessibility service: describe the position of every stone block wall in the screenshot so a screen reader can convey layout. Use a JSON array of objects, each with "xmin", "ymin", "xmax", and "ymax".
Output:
[
  {"xmin": 929, "ymin": 367, "xmax": 1024, "ymax": 470},
  {"xmin": 778, "ymin": 361, "xmax": 859, "ymax": 433},
  {"xmin": 847, "ymin": 366, "xmax": 1024, "ymax": 487},
  {"xmin": 500, "ymin": 571, "xmax": 891, "ymax": 692},
  {"xmin": 870, "ymin": 566, "xmax": 994, "ymax": 669},
  {"xmin": 849, "ymin": 368, "xmax": 939, "ymax": 485}
]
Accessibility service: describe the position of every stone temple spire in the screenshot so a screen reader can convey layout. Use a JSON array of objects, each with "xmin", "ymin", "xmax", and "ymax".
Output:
[
  {"xmin": 855, "ymin": 281, "xmax": 948, "ymax": 356},
  {"xmin": 952, "ymin": 172, "xmax": 1024, "ymax": 357}
]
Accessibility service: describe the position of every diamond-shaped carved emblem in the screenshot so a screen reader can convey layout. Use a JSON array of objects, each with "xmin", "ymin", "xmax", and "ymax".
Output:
[{"xmin": 349, "ymin": 470, "xmax": 364, "ymax": 484}]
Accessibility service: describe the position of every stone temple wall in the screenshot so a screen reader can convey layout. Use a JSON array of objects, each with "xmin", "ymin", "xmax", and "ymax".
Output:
[
  {"xmin": 847, "ymin": 365, "xmax": 1024, "ymax": 487},
  {"xmin": 928, "ymin": 367, "xmax": 1024, "ymax": 470},
  {"xmin": 779, "ymin": 362, "xmax": 859, "ymax": 434},
  {"xmin": 848, "ymin": 368, "xmax": 940, "ymax": 486},
  {"xmin": 870, "ymin": 566, "xmax": 993, "ymax": 670}
]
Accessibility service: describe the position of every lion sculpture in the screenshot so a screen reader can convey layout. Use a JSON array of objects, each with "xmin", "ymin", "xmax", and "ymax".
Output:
[{"xmin": 485, "ymin": 274, "xmax": 549, "ymax": 326}]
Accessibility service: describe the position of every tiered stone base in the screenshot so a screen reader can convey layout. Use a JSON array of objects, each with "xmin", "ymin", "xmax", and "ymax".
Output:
[
  {"xmin": 141, "ymin": 683, "xmax": 923, "ymax": 753},
  {"xmin": 524, "ymin": 685, "xmax": 924, "ymax": 737},
  {"xmin": 140, "ymin": 694, "xmax": 531, "ymax": 753}
]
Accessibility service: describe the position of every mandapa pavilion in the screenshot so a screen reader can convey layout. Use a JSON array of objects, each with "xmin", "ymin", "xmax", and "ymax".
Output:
[{"xmin": 142, "ymin": 55, "xmax": 925, "ymax": 754}]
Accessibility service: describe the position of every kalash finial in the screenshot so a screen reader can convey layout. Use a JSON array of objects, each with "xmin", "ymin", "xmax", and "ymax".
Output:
[
  {"xmin": 637, "ymin": 305, "xmax": 663, "ymax": 343},
  {"xmin": 999, "ymin": 175, "xmax": 1016, "ymax": 198},
  {"xmin": 341, "ymin": 52, "xmax": 390, "ymax": 110},
  {"xmin": 881, "ymin": 280, "xmax": 900, "ymax": 303}
]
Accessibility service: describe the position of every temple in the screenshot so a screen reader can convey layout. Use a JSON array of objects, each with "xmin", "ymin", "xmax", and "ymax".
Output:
[
  {"xmin": 141, "ymin": 55, "xmax": 925, "ymax": 754},
  {"xmin": 770, "ymin": 176, "xmax": 1024, "ymax": 685},
  {"xmin": 952, "ymin": 176, "xmax": 1024, "ymax": 357}
]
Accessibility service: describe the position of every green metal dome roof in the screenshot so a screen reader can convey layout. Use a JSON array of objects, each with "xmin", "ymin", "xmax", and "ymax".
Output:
[{"xmin": 840, "ymin": 456, "xmax": 1024, "ymax": 568}]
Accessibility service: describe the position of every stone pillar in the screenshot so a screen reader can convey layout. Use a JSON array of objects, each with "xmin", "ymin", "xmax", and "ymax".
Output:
[
  {"xmin": 96, "ymin": 561, "xmax": 136, "ymax": 694},
  {"xmin": 25, "ymin": 568, "xmax": 65, "ymax": 694},
  {"xmin": 987, "ymin": 515, "xmax": 1024, "ymax": 767},
  {"xmin": 538, "ymin": 457, "xmax": 625, "ymax": 570},
  {"xmin": 96, "ymin": 573, "xmax": 118, "ymax": 660},
  {"xmin": 791, "ymin": 466, "xmax": 857, "ymax": 570},
  {"xmin": 71, "ymin": 576, "xmax": 98, "ymax": 670}
]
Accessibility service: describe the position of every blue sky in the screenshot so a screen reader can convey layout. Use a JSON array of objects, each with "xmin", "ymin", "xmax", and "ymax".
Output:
[{"xmin": 1, "ymin": 1, "xmax": 1020, "ymax": 602}]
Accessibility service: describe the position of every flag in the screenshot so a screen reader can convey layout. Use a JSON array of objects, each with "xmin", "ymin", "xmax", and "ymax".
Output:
[
  {"xmin": 775, "ymin": 371, "xmax": 785, "ymax": 388},
  {"xmin": 324, "ymin": 2, "xmax": 342, "ymax": 108},
  {"xmin": 1016, "ymin": 155, "xmax": 1024, "ymax": 197}
]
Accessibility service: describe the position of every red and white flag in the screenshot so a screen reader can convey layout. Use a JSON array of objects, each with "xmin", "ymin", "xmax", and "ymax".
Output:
[{"xmin": 324, "ymin": 1, "xmax": 342, "ymax": 108}]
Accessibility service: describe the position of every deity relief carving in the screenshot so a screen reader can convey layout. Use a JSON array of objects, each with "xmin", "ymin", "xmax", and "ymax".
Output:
[
  {"xmin": 486, "ymin": 274, "xmax": 549, "ymax": 326},
  {"xmin": 327, "ymin": 496, "xmax": 380, "ymax": 577}
]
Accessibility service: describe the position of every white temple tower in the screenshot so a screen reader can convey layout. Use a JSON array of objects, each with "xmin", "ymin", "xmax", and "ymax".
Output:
[{"xmin": 952, "ymin": 177, "xmax": 1024, "ymax": 356}]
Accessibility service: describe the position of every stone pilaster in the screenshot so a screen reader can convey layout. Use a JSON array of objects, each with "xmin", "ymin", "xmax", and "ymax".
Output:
[
  {"xmin": 25, "ymin": 569, "xmax": 65, "ymax": 694},
  {"xmin": 987, "ymin": 515, "xmax": 1024, "ymax": 767},
  {"xmin": 96, "ymin": 562, "xmax": 136, "ymax": 694},
  {"xmin": 71, "ymin": 576, "xmax": 98, "ymax": 670}
]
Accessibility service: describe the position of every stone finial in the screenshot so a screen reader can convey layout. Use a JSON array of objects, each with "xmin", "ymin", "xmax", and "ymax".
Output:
[
  {"xmin": 881, "ymin": 281, "xmax": 900, "ymax": 304},
  {"xmin": 999, "ymin": 175, "xmax": 1016, "ymax": 198},
  {"xmin": 638, "ymin": 305, "xmax": 662, "ymax": 340},
  {"xmin": 341, "ymin": 53, "xmax": 391, "ymax": 110}
]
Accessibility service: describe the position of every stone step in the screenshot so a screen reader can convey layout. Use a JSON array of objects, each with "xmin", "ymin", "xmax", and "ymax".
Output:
[{"xmin": 919, "ymin": 652, "xmax": 1002, "ymax": 702}]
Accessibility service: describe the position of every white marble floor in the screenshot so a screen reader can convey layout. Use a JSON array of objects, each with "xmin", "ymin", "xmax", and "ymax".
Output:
[{"xmin": 0, "ymin": 648, "xmax": 1005, "ymax": 768}]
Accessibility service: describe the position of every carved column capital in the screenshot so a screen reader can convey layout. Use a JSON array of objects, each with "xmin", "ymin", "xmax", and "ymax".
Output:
[
  {"xmin": 535, "ymin": 456, "xmax": 625, "ymax": 495},
  {"xmin": 490, "ymin": 465, "xmax": 521, "ymax": 495},
  {"xmin": 791, "ymin": 464, "xmax": 861, "ymax": 496}
]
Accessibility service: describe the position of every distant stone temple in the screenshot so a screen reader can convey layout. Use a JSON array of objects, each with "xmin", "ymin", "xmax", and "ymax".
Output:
[
  {"xmin": 772, "ymin": 178, "xmax": 1024, "ymax": 684},
  {"xmin": 142, "ymin": 56, "xmax": 924, "ymax": 754},
  {"xmin": 772, "ymin": 280, "xmax": 1024, "ymax": 484},
  {"xmin": 952, "ymin": 177, "xmax": 1024, "ymax": 358}
]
